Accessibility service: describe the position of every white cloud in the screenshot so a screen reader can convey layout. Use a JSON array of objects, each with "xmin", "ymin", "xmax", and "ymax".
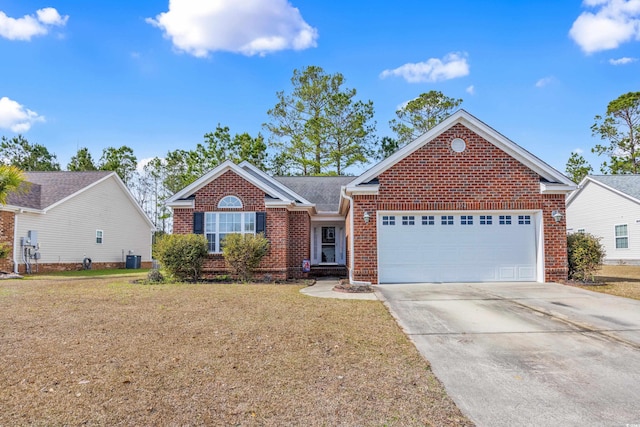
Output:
[
  {"xmin": 535, "ymin": 76, "xmax": 554, "ymax": 88},
  {"xmin": 0, "ymin": 97, "xmax": 45, "ymax": 132},
  {"xmin": 380, "ymin": 52, "xmax": 470, "ymax": 83},
  {"xmin": 609, "ymin": 56, "xmax": 638, "ymax": 64},
  {"xmin": 573, "ymin": 148, "xmax": 584, "ymax": 154},
  {"xmin": 569, "ymin": 0, "xmax": 640, "ymax": 53},
  {"xmin": 466, "ymin": 85, "xmax": 475, "ymax": 95},
  {"xmin": 0, "ymin": 7, "xmax": 68, "ymax": 41},
  {"xmin": 147, "ymin": 0, "xmax": 318, "ymax": 57}
]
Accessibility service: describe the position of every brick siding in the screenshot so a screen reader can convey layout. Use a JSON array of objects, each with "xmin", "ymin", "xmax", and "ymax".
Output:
[
  {"xmin": 350, "ymin": 123, "xmax": 568, "ymax": 284},
  {"xmin": 172, "ymin": 169, "xmax": 310, "ymax": 280}
]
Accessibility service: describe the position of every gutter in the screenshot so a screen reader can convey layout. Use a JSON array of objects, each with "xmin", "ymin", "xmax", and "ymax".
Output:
[
  {"xmin": 13, "ymin": 212, "xmax": 19, "ymax": 274},
  {"xmin": 340, "ymin": 186, "xmax": 372, "ymax": 286}
]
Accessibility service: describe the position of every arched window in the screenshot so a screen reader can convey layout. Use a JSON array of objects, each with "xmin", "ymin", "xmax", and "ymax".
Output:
[{"xmin": 218, "ymin": 195, "xmax": 242, "ymax": 208}]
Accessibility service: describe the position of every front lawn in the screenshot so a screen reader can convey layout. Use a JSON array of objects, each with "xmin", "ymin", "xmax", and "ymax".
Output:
[
  {"xmin": 0, "ymin": 275, "xmax": 470, "ymax": 426},
  {"xmin": 571, "ymin": 265, "xmax": 640, "ymax": 300}
]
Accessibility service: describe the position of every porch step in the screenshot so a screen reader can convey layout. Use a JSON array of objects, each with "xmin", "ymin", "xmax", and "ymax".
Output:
[{"xmin": 309, "ymin": 265, "xmax": 347, "ymax": 278}]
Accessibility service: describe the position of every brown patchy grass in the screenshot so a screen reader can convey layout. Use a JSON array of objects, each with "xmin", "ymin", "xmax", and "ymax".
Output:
[
  {"xmin": 571, "ymin": 265, "xmax": 640, "ymax": 300},
  {"xmin": 0, "ymin": 274, "xmax": 470, "ymax": 426}
]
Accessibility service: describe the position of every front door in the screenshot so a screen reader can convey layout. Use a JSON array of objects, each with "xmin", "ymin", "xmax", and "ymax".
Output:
[
  {"xmin": 311, "ymin": 223, "xmax": 345, "ymax": 265},
  {"xmin": 321, "ymin": 226, "xmax": 336, "ymax": 263}
]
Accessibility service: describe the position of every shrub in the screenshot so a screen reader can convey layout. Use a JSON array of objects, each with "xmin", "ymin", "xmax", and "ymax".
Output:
[
  {"xmin": 154, "ymin": 234, "xmax": 208, "ymax": 282},
  {"xmin": 567, "ymin": 232, "xmax": 606, "ymax": 282},
  {"xmin": 222, "ymin": 233, "xmax": 270, "ymax": 282}
]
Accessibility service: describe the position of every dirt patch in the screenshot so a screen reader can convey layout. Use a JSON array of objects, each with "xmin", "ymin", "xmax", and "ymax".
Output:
[
  {"xmin": 567, "ymin": 265, "xmax": 640, "ymax": 300},
  {"xmin": 0, "ymin": 275, "xmax": 470, "ymax": 426},
  {"xmin": 333, "ymin": 280, "xmax": 374, "ymax": 293}
]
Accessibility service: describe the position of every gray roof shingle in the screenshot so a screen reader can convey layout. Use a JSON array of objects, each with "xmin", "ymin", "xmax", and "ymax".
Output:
[
  {"xmin": 589, "ymin": 175, "xmax": 640, "ymax": 201},
  {"xmin": 274, "ymin": 176, "xmax": 354, "ymax": 212},
  {"xmin": 7, "ymin": 171, "xmax": 113, "ymax": 210}
]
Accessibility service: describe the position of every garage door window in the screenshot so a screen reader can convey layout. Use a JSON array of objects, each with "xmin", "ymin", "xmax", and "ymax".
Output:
[
  {"xmin": 499, "ymin": 215, "xmax": 512, "ymax": 225},
  {"xmin": 461, "ymin": 215, "xmax": 473, "ymax": 225},
  {"xmin": 480, "ymin": 215, "xmax": 492, "ymax": 225},
  {"xmin": 382, "ymin": 216, "xmax": 396, "ymax": 226},
  {"xmin": 421, "ymin": 215, "xmax": 435, "ymax": 225},
  {"xmin": 518, "ymin": 215, "xmax": 531, "ymax": 225},
  {"xmin": 615, "ymin": 224, "xmax": 628, "ymax": 249},
  {"xmin": 402, "ymin": 216, "xmax": 415, "ymax": 225},
  {"xmin": 441, "ymin": 215, "xmax": 454, "ymax": 225}
]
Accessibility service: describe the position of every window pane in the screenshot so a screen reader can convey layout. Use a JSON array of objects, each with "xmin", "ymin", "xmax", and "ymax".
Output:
[
  {"xmin": 244, "ymin": 213, "xmax": 255, "ymax": 232},
  {"xmin": 219, "ymin": 213, "xmax": 241, "ymax": 232},
  {"xmin": 218, "ymin": 196, "xmax": 242, "ymax": 208},
  {"xmin": 206, "ymin": 233, "xmax": 216, "ymax": 252},
  {"xmin": 615, "ymin": 224, "xmax": 627, "ymax": 237},
  {"xmin": 205, "ymin": 213, "xmax": 216, "ymax": 232},
  {"xmin": 616, "ymin": 237, "xmax": 629, "ymax": 249}
]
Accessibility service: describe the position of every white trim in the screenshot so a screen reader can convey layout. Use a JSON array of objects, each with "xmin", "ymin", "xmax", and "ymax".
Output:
[
  {"xmin": 167, "ymin": 199, "xmax": 194, "ymax": 208},
  {"xmin": 346, "ymin": 110, "xmax": 575, "ymax": 191},
  {"xmin": 218, "ymin": 195, "xmax": 243, "ymax": 208},
  {"xmin": 540, "ymin": 182, "xmax": 576, "ymax": 194},
  {"xmin": 345, "ymin": 184, "xmax": 379, "ymax": 196},
  {"xmin": 614, "ymin": 223, "xmax": 629, "ymax": 250},
  {"xmin": 13, "ymin": 212, "xmax": 19, "ymax": 273},
  {"xmin": 96, "ymin": 229, "xmax": 104, "ymax": 244}
]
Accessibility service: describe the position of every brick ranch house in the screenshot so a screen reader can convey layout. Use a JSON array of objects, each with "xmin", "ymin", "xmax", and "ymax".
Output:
[{"xmin": 167, "ymin": 110, "xmax": 576, "ymax": 284}]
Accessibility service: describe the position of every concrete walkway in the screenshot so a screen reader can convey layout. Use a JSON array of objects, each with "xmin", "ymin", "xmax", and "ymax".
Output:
[{"xmin": 299, "ymin": 278, "xmax": 378, "ymax": 300}]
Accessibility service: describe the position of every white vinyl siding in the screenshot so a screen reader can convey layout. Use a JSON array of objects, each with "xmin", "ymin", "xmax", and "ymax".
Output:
[
  {"xmin": 567, "ymin": 181, "xmax": 640, "ymax": 263},
  {"xmin": 15, "ymin": 176, "xmax": 152, "ymax": 265}
]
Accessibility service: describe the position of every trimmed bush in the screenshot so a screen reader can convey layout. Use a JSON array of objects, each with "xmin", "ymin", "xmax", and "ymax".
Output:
[
  {"xmin": 154, "ymin": 234, "xmax": 208, "ymax": 282},
  {"xmin": 222, "ymin": 233, "xmax": 270, "ymax": 282},
  {"xmin": 567, "ymin": 232, "xmax": 606, "ymax": 282}
]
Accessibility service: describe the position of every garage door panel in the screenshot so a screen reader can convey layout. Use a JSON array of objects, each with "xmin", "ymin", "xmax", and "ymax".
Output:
[{"xmin": 378, "ymin": 212, "xmax": 538, "ymax": 283}]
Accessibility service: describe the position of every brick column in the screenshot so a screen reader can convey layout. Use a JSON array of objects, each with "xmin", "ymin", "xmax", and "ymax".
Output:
[{"xmin": 543, "ymin": 194, "xmax": 568, "ymax": 282}]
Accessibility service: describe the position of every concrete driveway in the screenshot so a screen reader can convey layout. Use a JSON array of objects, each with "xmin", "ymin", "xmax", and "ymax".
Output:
[{"xmin": 376, "ymin": 282, "xmax": 640, "ymax": 427}]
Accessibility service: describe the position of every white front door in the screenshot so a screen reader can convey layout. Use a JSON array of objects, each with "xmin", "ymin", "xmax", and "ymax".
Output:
[
  {"xmin": 377, "ymin": 212, "xmax": 539, "ymax": 283},
  {"xmin": 311, "ymin": 223, "xmax": 345, "ymax": 265}
]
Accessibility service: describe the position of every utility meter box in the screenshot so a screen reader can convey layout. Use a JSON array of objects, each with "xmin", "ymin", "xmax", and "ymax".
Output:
[{"xmin": 27, "ymin": 230, "xmax": 38, "ymax": 247}]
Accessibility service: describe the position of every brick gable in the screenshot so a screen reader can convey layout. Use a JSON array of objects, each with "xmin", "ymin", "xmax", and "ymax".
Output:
[{"xmin": 378, "ymin": 124, "xmax": 541, "ymax": 208}]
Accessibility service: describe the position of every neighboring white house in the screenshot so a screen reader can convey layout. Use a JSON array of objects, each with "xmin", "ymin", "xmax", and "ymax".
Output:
[
  {"xmin": 566, "ymin": 175, "xmax": 640, "ymax": 265},
  {"xmin": 2, "ymin": 171, "xmax": 154, "ymax": 273}
]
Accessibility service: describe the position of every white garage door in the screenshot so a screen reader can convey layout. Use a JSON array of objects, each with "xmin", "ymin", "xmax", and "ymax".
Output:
[{"xmin": 378, "ymin": 212, "xmax": 538, "ymax": 283}]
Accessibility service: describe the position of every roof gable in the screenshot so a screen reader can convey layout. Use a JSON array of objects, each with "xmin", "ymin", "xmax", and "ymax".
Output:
[
  {"xmin": 347, "ymin": 110, "xmax": 575, "ymax": 191},
  {"xmin": 7, "ymin": 171, "xmax": 113, "ymax": 210},
  {"xmin": 166, "ymin": 160, "xmax": 313, "ymax": 208},
  {"xmin": 4, "ymin": 171, "xmax": 154, "ymax": 228},
  {"xmin": 567, "ymin": 175, "xmax": 640, "ymax": 207}
]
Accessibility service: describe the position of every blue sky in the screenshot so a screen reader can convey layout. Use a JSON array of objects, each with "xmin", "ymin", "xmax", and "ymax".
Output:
[{"xmin": 1, "ymin": 0, "xmax": 639, "ymax": 175}]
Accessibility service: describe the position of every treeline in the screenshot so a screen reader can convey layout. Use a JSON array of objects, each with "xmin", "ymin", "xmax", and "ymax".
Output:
[{"xmin": 0, "ymin": 66, "xmax": 465, "ymax": 232}]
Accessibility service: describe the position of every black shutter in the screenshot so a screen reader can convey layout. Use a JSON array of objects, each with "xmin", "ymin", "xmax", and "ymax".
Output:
[
  {"xmin": 256, "ymin": 212, "xmax": 266, "ymax": 236},
  {"xmin": 193, "ymin": 212, "xmax": 204, "ymax": 234}
]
